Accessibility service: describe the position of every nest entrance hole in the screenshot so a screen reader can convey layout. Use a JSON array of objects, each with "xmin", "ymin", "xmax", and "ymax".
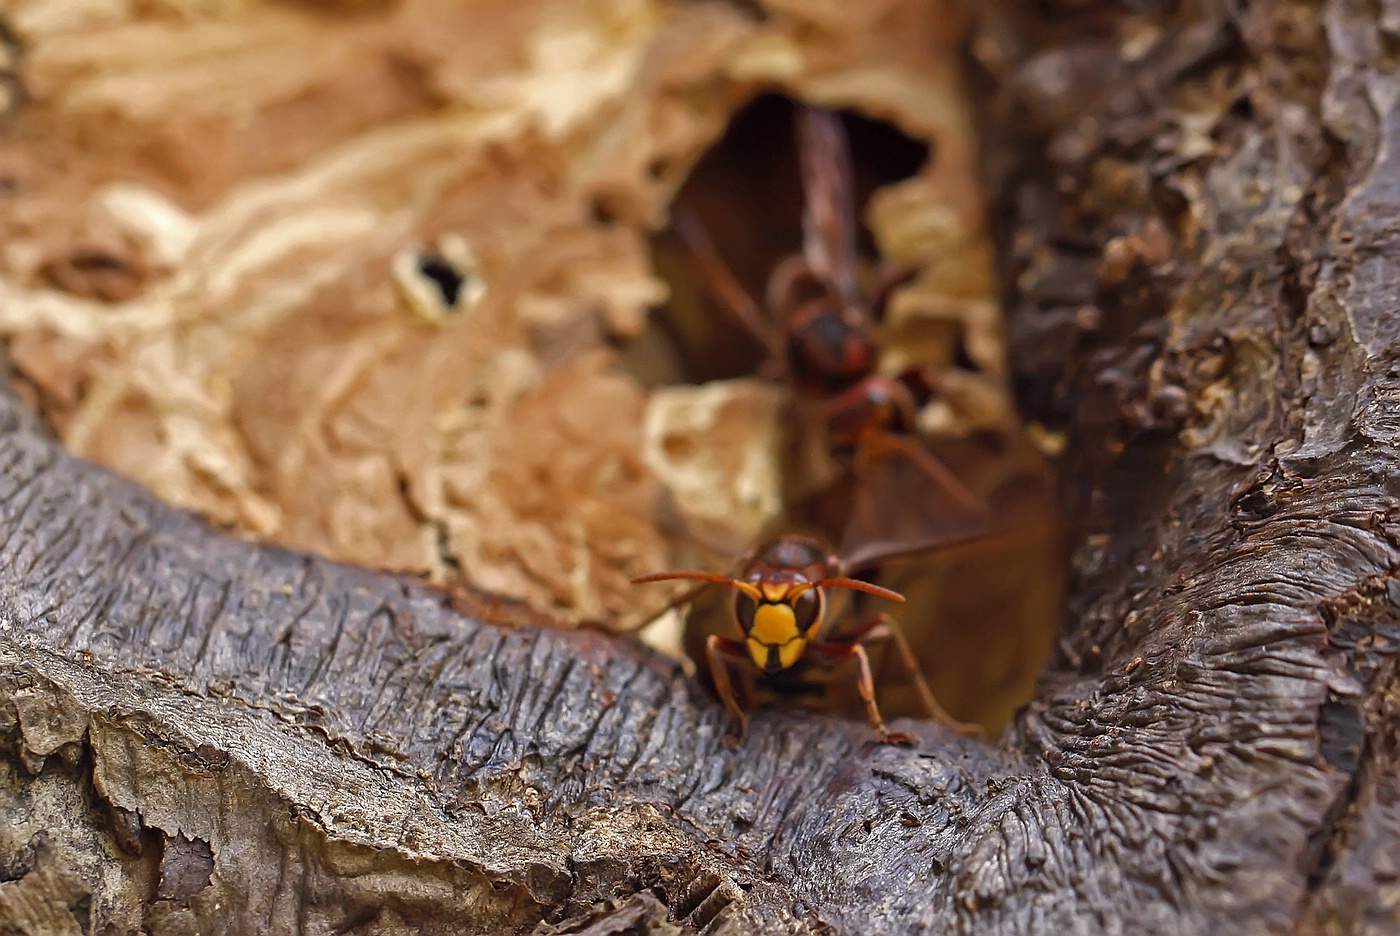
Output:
[
  {"xmin": 640, "ymin": 92, "xmax": 931, "ymax": 386},
  {"xmin": 625, "ymin": 93, "xmax": 1067, "ymax": 736}
]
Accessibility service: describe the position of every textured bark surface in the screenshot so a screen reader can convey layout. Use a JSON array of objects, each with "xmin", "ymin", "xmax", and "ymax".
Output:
[{"xmin": 4, "ymin": 1, "xmax": 1400, "ymax": 934}]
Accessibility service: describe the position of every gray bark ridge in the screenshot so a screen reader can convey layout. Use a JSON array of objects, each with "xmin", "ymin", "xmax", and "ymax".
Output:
[{"xmin": 3, "ymin": 2, "xmax": 1400, "ymax": 934}]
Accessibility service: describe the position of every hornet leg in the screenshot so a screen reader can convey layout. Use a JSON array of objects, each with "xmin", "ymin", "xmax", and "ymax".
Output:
[
  {"xmin": 810, "ymin": 640, "xmax": 914, "ymax": 746},
  {"xmin": 706, "ymin": 635, "xmax": 752, "ymax": 748},
  {"xmin": 850, "ymin": 614, "xmax": 985, "ymax": 738}
]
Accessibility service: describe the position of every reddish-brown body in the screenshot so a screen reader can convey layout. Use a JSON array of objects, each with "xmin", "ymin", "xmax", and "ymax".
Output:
[
  {"xmin": 672, "ymin": 104, "xmax": 979, "ymax": 512},
  {"xmin": 633, "ymin": 533, "xmax": 984, "ymax": 746}
]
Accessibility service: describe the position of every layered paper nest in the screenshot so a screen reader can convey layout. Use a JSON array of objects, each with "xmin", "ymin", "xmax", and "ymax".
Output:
[{"xmin": 0, "ymin": 0, "xmax": 1023, "ymax": 646}]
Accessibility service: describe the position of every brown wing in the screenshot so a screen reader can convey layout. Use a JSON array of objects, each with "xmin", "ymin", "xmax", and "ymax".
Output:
[
  {"xmin": 835, "ymin": 434, "xmax": 1060, "ymax": 573},
  {"xmin": 836, "ymin": 527, "xmax": 1001, "ymax": 576},
  {"xmin": 668, "ymin": 207, "xmax": 781, "ymax": 358},
  {"xmin": 794, "ymin": 105, "xmax": 862, "ymax": 311},
  {"xmin": 833, "ymin": 438, "xmax": 1000, "ymax": 573}
]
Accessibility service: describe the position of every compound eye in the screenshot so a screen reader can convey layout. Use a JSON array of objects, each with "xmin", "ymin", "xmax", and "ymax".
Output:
[
  {"xmin": 792, "ymin": 589, "xmax": 821, "ymax": 633},
  {"xmin": 733, "ymin": 591, "xmax": 757, "ymax": 633}
]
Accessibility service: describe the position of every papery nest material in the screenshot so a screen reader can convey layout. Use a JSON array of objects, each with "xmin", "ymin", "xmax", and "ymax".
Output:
[{"xmin": 0, "ymin": 0, "xmax": 1006, "ymax": 630}]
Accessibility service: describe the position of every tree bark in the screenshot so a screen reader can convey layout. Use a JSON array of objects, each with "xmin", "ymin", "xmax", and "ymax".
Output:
[{"xmin": 3, "ymin": 1, "xmax": 1400, "ymax": 934}]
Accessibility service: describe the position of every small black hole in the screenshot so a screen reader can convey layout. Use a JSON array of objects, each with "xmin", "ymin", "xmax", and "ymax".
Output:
[
  {"xmin": 590, "ymin": 197, "xmax": 620, "ymax": 225},
  {"xmin": 417, "ymin": 252, "xmax": 466, "ymax": 308}
]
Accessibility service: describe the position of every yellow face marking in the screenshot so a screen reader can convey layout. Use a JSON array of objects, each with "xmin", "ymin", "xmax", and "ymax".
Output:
[
  {"xmin": 759, "ymin": 581, "xmax": 812, "ymax": 603},
  {"xmin": 746, "ymin": 637, "xmax": 769, "ymax": 670},
  {"xmin": 734, "ymin": 581, "xmax": 763, "ymax": 601},
  {"xmin": 745, "ymin": 599, "xmax": 819, "ymax": 672},
  {"xmin": 777, "ymin": 637, "xmax": 808, "ymax": 670},
  {"xmin": 750, "ymin": 602, "xmax": 800, "ymax": 646},
  {"xmin": 745, "ymin": 634, "xmax": 812, "ymax": 671}
]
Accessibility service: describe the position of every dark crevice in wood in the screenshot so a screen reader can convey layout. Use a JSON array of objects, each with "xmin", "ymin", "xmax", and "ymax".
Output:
[{"xmin": 5, "ymin": 2, "xmax": 1400, "ymax": 933}]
